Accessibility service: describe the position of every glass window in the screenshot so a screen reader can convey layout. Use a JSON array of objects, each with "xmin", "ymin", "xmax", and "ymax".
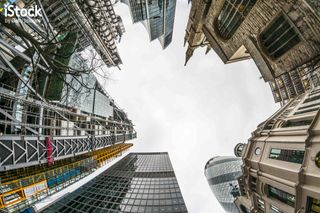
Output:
[
  {"xmin": 283, "ymin": 119, "xmax": 313, "ymax": 127},
  {"xmin": 307, "ymin": 196, "xmax": 320, "ymax": 213},
  {"xmin": 303, "ymin": 94, "xmax": 320, "ymax": 104},
  {"xmin": 312, "ymin": 74, "xmax": 320, "ymax": 87},
  {"xmin": 268, "ymin": 185, "xmax": 295, "ymax": 207},
  {"xmin": 305, "ymin": 0, "xmax": 320, "ymax": 17},
  {"xmin": 260, "ymin": 15, "xmax": 301, "ymax": 59},
  {"xmin": 269, "ymin": 148, "xmax": 305, "ymax": 164},
  {"xmin": 250, "ymin": 176, "xmax": 257, "ymax": 192},
  {"xmin": 216, "ymin": 0, "xmax": 257, "ymax": 39},
  {"xmin": 257, "ymin": 198, "xmax": 265, "ymax": 212},
  {"xmin": 271, "ymin": 204, "xmax": 284, "ymax": 213}
]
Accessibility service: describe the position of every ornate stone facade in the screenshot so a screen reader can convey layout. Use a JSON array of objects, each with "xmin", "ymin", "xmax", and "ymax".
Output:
[
  {"xmin": 234, "ymin": 87, "xmax": 320, "ymax": 213},
  {"xmin": 184, "ymin": 0, "xmax": 320, "ymax": 103}
]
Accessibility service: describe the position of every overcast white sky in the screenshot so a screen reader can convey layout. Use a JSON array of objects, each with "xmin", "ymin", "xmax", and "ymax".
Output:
[
  {"xmin": 37, "ymin": 1, "xmax": 279, "ymax": 212},
  {"xmin": 100, "ymin": 0, "xmax": 280, "ymax": 212}
]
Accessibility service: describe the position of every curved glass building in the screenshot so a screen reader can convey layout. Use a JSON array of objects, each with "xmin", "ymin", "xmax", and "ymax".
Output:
[{"xmin": 204, "ymin": 156, "xmax": 242, "ymax": 213}]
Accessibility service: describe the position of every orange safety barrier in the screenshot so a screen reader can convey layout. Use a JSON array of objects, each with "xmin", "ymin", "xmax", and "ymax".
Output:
[
  {"xmin": 0, "ymin": 180, "xmax": 48, "ymax": 208},
  {"xmin": 0, "ymin": 143, "xmax": 133, "ymax": 211}
]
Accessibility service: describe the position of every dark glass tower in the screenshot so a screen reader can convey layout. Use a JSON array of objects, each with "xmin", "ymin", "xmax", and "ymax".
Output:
[
  {"xmin": 121, "ymin": 0, "xmax": 176, "ymax": 49},
  {"xmin": 42, "ymin": 152, "xmax": 188, "ymax": 213}
]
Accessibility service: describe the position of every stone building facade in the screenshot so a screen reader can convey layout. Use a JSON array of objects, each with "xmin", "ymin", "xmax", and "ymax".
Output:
[
  {"xmin": 184, "ymin": 0, "xmax": 320, "ymax": 104},
  {"xmin": 233, "ymin": 86, "xmax": 320, "ymax": 213}
]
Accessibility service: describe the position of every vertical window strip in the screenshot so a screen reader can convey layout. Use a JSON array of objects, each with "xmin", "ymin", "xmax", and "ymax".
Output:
[
  {"xmin": 262, "ymin": 18, "xmax": 289, "ymax": 47},
  {"xmin": 218, "ymin": 3, "xmax": 234, "ymax": 32},
  {"xmin": 257, "ymin": 197, "xmax": 265, "ymax": 213},
  {"xmin": 222, "ymin": 5, "xmax": 240, "ymax": 36},
  {"xmin": 225, "ymin": 12, "xmax": 243, "ymax": 38},
  {"xmin": 217, "ymin": 0, "xmax": 256, "ymax": 39},
  {"xmin": 250, "ymin": 176, "xmax": 257, "ymax": 192},
  {"xmin": 269, "ymin": 31, "xmax": 299, "ymax": 57},
  {"xmin": 266, "ymin": 26, "xmax": 293, "ymax": 52},
  {"xmin": 261, "ymin": 15, "xmax": 301, "ymax": 58}
]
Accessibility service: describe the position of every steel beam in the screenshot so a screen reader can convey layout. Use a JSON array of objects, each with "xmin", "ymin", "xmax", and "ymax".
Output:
[{"xmin": 0, "ymin": 133, "xmax": 136, "ymax": 171}]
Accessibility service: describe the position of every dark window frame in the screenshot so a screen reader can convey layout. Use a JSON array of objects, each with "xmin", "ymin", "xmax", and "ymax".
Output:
[
  {"xmin": 259, "ymin": 13, "xmax": 302, "ymax": 60},
  {"xmin": 215, "ymin": 0, "xmax": 257, "ymax": 40},
  {"xmin": 307, "ymin": 196, "xmax": 320, "ymax": 213},
  {"xmin": 268, "ymin": 185, "xmax": 295, "ymax": 207},
  {"xmin": 269, "ymin": 148, "xmax": 305, "ymax": 164}
]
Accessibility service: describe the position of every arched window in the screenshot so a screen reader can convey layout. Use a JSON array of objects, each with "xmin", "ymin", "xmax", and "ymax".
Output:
[
  {"xmin": 260, "ymin": 15, "xmax": 301, "ymax": 59},
  {"xmin": 216, "ymin": 0, "xmax": 257, "ymax": 39}
]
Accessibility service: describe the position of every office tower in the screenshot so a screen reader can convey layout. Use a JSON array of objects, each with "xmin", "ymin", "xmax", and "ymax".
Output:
[
  {"xmin": 184, "ymin": 0, "xmax": 320, "ymax": 104},
  {"xmin": 0, "ymin": 50, "xmax": 137, "ymax": 211},
  {"xmin": 0, "ymin": 0, "xmax": 136, "ymax": 169},
  {"xmin": 41, "ymin": 0, "xmax": 124, "ymax": 67},
  {"xmin": 233, "ymin": 87, "xmax": 320, "ymax": 213},
  {"xmin": 0, "ymin": 1, "xmax": 136, "ymax": 212},
  {"xmin": 42, "ymin": 152, "xmax": 188, "ymax": 213},
  {"xmin": 204, "ymin": 156, "xmax": 242, "ymax": 213},
  {"xmin": 0, "ymin": 51, "xmax": 136, "ymax": 171},
  {"xmin": 1, "ymin": 0, "xmax": 124, "ymax": 68},
  {"xmin": 121, "ymin": 0, "xmax": 177, "ymax": 49},
  {"xmin": 0, "ymin": 143, "xmax": 133, "ymax": 212}
]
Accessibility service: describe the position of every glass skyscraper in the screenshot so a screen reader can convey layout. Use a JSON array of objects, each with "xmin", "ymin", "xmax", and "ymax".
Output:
[
  {"xmin": 204, "ymin": 156, "xmax": 242, "ymax": 213},
  {"xmin": 121, "ymin": 0, "xmax": 176, "ymax": 49},
  {"xmin": 42, "ymin": 152, "xmax": 188, "ymax": 213}
]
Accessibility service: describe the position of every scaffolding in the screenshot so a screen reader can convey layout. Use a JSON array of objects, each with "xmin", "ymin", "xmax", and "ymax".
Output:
[
  {"xmin": 0, "ymin": 81, "xmax": 136, "ymax": 170},
  {"xmin": 0, "ymin": 1, "xmax": 136, "ymax": 212},
  {"xmin": 0, "ymin": 2, "xmax": 136, "ymax": 212},
  {"xmin": 0, "ymin": 1, "xmax": 136, "ymax": 171},
  {"xmin": 0, "ymin": 143, "xmax": 133, "ymax": 212},
  {"xmin": 41, "ymin": 0, "xmax": 124, "ymax": 67}
]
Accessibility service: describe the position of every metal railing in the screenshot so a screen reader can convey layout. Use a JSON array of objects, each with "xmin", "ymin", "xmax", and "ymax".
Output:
[{"xmin": 0, "ymin": 143, "xmax": 133, "ymax": 212}]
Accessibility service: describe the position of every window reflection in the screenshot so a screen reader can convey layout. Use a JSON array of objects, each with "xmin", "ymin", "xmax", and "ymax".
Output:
[{"xmin": 45, "ymin": 153, "xmax": 188, "ymax": 212}]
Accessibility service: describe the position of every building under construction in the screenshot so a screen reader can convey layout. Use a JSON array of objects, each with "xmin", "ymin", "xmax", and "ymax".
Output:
[
  {"xmin": 0, "ymin": 0, "xmax": 136, "ymax": 212},
  {"xmin": 41, "ymin": 0, "xmax": 125, "ymax": 67},
  {"xmin": 0, "ymin": 143, "xmax": 133, "ymax": 212}
]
